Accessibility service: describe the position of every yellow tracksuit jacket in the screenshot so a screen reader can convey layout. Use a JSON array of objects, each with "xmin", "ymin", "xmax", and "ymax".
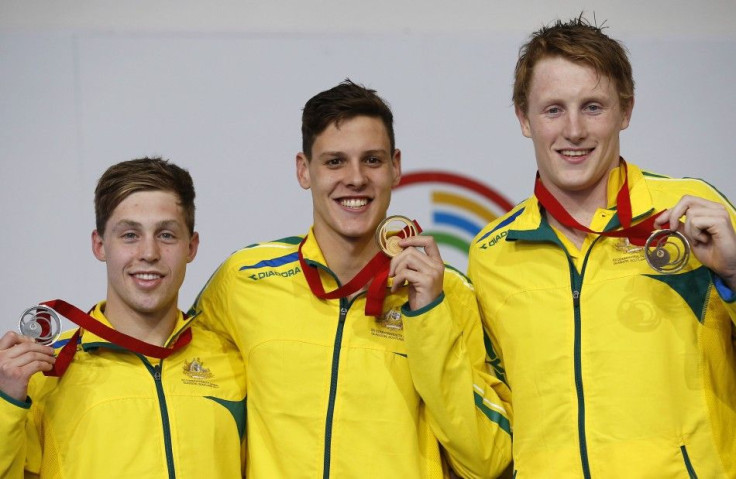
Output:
[
  {"xmin": 191, "ymin": 230, "xmax": 513, "ymax": 478},
  {"xmin": 468, "ymin": 163, "xmax": 736, "ymax": 478},
  {"xmin": 0, "ymin": 302, "xmax": 247, "ymax": 478}
]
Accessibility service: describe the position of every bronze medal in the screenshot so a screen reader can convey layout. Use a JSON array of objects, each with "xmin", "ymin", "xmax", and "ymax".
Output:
[{"xmin": 644, "ymin": 229, "xmax": 690, "ymax": 274}]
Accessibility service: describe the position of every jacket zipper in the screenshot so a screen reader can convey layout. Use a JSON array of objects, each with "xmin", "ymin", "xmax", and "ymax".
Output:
[
  {"xmin": 569, "ymin": 237, "xmax": 599, "ymax": 479},
  {"xmin": 571, "ymin": 282, "xmax": 590, "ymax": 478},
  {"xmin": 680, "ymin": 445, "xmax": 698, "ymax": 479},
  {"xmin": 323, "ymin": 303, "xmax": 348, "ymax": 479},
  {"xmin": 152, "ymin": 362, "xmax": 176, "ymax": 479}
]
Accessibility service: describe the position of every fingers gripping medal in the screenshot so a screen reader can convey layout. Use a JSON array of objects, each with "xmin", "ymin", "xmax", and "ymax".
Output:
[
  {"xmin": 376, "ymin": 215, "xmax": 419, "ymax": 257},
  {"xmin": 19, "ymin": 305, "xmax": 62, "ymax": 346},
  {"xmin": 645, "ymin": 229, "xmax": 691, "ymax": 274}
]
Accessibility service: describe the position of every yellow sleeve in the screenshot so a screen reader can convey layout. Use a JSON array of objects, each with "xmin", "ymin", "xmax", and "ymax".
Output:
[{"xmin": 401, "ymin": 269, "xmax": 512, "ymax": 478}]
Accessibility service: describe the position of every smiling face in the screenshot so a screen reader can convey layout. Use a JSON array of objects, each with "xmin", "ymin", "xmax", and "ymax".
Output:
[
  {"xmin": 516, "ymin": 56, "xmax": 633, "ymax": 205},
  {"xmin": 92, "ymin": 190, "xmax": 199, "ymax": 325},
  {"xmin": 296, "ymin": 115, "xmax": 401, "ymax": 251}
]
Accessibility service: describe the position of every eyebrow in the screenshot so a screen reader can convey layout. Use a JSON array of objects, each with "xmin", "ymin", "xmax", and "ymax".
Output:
[
  {"xmin": 111, "ymin": 219, "xmax": 183, "ymax": 231},
  {"xmin": 317, "ymin": 149, "xmax": 389, "ymax": 158}
]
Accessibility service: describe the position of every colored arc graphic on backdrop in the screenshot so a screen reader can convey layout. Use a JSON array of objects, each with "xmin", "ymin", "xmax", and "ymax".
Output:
[{"xmin": 395, "ymin": 171, "xmax": 515, "ymax": 255}]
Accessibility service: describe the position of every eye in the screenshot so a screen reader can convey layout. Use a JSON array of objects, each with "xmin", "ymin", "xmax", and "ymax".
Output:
[
  {"xmin": 159, "ymin": 231, "xmax": 178, "ymax": 243},
  {"xmin": 544, "ymin": 106, "xmax": 563, "ymax": 117},
  {"xmin": 584, "ymin": 103, "xmax": 603, "ymax": 114},
  {"xmin": 365, "ymin": 156, "xmax": 382, "ymax": 165},
  {"xmin": 121, "ymin": 232, "xmax": 138, "ymax": 241},
  {"xmin": 325, "ymin": 158, "xmax": 344, "ymax": 169}
]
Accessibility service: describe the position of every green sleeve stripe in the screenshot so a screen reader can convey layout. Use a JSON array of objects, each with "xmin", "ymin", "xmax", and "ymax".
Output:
[{"xmin": 474, "ymin": 391, "xmax": 512, "ymax": 437}]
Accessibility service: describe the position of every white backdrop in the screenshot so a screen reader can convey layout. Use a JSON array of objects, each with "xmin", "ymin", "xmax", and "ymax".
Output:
[{"xmin": 2, "ymin": 10, "xmax": 736, "ymax": 333}]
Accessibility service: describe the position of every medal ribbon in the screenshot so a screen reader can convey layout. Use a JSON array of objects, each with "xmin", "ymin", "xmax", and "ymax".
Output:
[
  {"xmin": 298, "ymin": 220, "xmax": 422, "ymax": 316},
  {"xmin": 43, "ymin": 299, "xmax": 192, "ymax": 377},
  {"xmin": 534, "ymin": 159, "xmax": 664, "ymax": 246}
]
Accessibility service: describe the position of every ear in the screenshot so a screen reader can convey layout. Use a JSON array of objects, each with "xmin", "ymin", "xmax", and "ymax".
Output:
[
  {"xmin": 187, "ymin": 232, "xmax": 200, "ymax": 263},
  {"xmin": 91, "ymin": 230, "xmax": 106, "ymax": 262},
  {"xmin": 391, "ymin": 148, "xmax": 402, "ymax": 187},
  {"xmin": 296, "ymin": 152, "xmax": 311, "ymax": 190},
  {"xmin": 620, "ymin": 97, "xmax": 635, "ymax": 131},
  {"xmin": 515, "ymin": 105, "xmax": 532, "ymax": 138}
]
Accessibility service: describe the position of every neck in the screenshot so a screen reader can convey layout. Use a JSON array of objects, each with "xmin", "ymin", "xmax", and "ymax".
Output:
[
  {"xmin": 102, "ymin": 300, "xmax": 178, "ymax": 347},
  {"xmin": 554, "ymin": 188, "xmax": 606, "ymax": 226},
  {"xmin": 314, "ymin": 229, "xmax": 379, "ymax": 286},
  {"xmin": 543, "ymin": 179, "xmax": 610, "ymax": 250}
]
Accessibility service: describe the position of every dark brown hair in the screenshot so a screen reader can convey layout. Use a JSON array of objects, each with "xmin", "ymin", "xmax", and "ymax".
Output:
[{"xmin": 301, "ymin": 79, "xmax": 395, "ymax": 158}]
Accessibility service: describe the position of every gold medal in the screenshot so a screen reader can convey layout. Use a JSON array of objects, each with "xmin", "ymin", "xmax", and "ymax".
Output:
[
  {"xmin": 644, "ymin": 229, "xmax": 690, "ymax": 274},
  {"xmin": 19, "ymin": 305, "xmax": 62, "ymax": 346},
  {"xmin": 375, "ymin": 215, "xmax": 419, "ymax": 257}
]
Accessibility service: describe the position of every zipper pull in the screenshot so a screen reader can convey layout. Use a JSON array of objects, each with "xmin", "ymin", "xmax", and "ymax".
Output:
[
  {"xmin": 153, "ymin": 364, "xmax": 162, "ymax": 381},
  {"xmin": 573, "ymin": 290, "xmax": 580, "ymax": 308}
]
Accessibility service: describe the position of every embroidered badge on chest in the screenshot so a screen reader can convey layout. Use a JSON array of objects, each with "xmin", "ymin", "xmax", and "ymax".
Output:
[
  {"xmin": 611, "ymin": 238, "xmax": 646, "ymax": 266},
  {"xmin": 183, "ymin": 357, "xmax": 213, "ymax": 379},
  {"xmin": 614, "ymin": 237, "xmax": 643, "ymax": 254},
  {"xmin": 181, "ymin": 358, "xmax": 219, "ymax": 389},
  {"xmin": 378, "ymin": 308, "xmax": 403, "ymax": 330},
  {"xmin": 370, "ymin": 307, "xmax": 405, "ymax": 341}
]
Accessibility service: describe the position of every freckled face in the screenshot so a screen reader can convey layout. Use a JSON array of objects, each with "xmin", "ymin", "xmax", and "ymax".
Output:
[
  {"xmin": 516, "ymin": 56, "xmax": 633, "ymax": 201},
  {"xmin": 92, "ymin": 190, "xmax": 198, "ymax": 322},
  {"xmin": 296, "ymin": 115, "xmax": 401, "ymax": 248}
]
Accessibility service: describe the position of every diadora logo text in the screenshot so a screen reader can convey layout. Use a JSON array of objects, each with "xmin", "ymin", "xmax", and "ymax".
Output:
[
  {"xmin": 248, "ymin": 266, "xmax": 302, "ymax": 281},
  {"xmin": 392, "ymin": 171, "xmax": 513, "ymax": 270},
  {"xmin": 478, "ymin": 230, "xmax": 507, "ymax": 249}
]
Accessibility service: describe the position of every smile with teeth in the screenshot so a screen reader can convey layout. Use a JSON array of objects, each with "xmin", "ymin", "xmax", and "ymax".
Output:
[
  {"xmin": 133, "ymin": 273, "xmax": 162, "ymax": 281},
  {"xmin": 339, "ymin": 198, "xmax": 369, "ymax": 209},
  {"xmin": 559, "ymin": 149, "xmax": 592, "ymax": 157}
]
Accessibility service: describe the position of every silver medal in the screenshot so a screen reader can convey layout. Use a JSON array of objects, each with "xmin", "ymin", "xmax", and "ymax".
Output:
[
  {"xmin": 18, "ymin": 305, "xmax": 61, "ymax": 346},
  {"xmin": 644, "ymin": 229, "xmax": 690, "ymax": 274}
]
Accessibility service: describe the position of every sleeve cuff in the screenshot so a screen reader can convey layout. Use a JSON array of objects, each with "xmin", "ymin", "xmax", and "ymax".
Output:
[
  {"xmin": 401, "ymin": 292, "xmax": 446, "ymax": 317},
  {"xmin": 0, "ymin": 389, "xmax": 31, "ymax": 409}
]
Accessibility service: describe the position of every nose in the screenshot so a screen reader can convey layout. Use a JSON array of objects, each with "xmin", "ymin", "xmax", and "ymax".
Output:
[
  {"xmin": 563, "ymin": 111, "xmax": 587, "ymax": 143},
  {"xmin": 139, "ymin": 236, "xmax": 160, "ymax": 262},
  {"xmin": 345, "ymin": 160, "xmax": 367, "ymax": 188}
]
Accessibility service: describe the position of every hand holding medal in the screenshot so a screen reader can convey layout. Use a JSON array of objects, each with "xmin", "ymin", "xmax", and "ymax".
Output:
[
  {"xmin": 383, "ymin": 219, "xmax": 445, "ymax": 311},
  {"xmin": 652, "ymin": 194, "xmax": 736, "ymax": 287}
]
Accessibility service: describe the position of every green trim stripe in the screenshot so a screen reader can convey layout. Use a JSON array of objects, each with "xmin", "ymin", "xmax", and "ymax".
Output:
[
  {"xmin": 483, "ymin": 330, "xmax": 508, "ymax": 386},
  {"xmin": 206, "ymin": 396, "xmax": 247, "ymax": 439},
  {"xmin": 0, "ymin": 388, "xmax": 31, "ymax": 409},
  {"xmin": 645, "ymin": 267, "xmax": 711, "ymax": 323},
  {"xmin": 473, "ymin": 391, "xmax": 512, "ymax": 437},
  {"xmin": 273, "ymin": 236, "xmax": 304, "ymax": 245}
]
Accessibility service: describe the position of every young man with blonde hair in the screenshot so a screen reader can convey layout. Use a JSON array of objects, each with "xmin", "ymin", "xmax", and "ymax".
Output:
[{"xmin": 468, "ymin": 17, "xmax": 736, "ymax": 477}]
